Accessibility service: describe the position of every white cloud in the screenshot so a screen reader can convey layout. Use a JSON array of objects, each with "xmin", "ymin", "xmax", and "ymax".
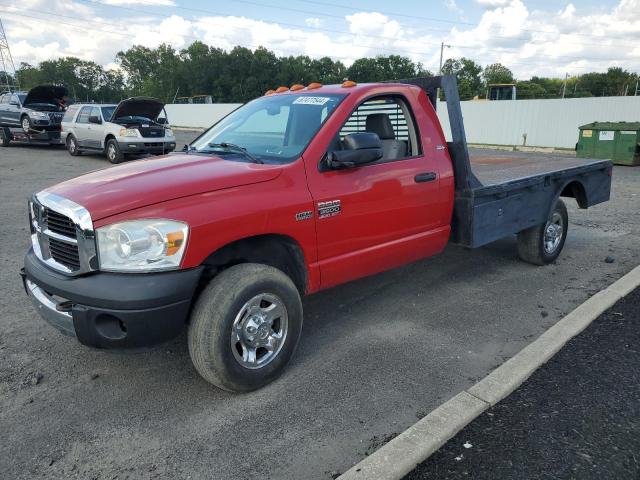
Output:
[
  {"xmin": 305, "ymin": 17, "xmax": 322, "ymax": 28},
  {"xmin": 103, "ymin": 0, "xmax": 176, "ymax": 5},
  {"xmin": 445, "ymin": 0, "xmax": 464, "ymax": 16},
  {"xmin": 1, "ymin": 0, "xmax": 638, "ymax": 80},
  {"xmin": 475, "ymin": 0, "xmax": 511, "ymax": 8}
]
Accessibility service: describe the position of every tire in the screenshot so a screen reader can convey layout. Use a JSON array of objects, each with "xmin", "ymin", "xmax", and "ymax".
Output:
[
  {"xmin": 105, "ymin": 138, "xmax": 124, "ymax": 164},
  {"xmin": 21, "ymin": 115, "xmax": 32, "ymax": 133},
  {"xmin": 517, "ymin": 199, "xmax": 568, "ymax": 265},
  {"xmin": 0, "ymin": 132, "xmax": 9, "ymax": 147},
  {"xmin": 66, "ymin": 135, "xmax": 81, "ymax": 156},
  {"xmin": 188, "ymin": 263, "xmax": 303, "ymax": 392}
]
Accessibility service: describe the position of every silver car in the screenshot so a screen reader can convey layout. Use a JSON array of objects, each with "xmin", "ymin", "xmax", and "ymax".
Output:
[{"xmin": 61, "ymin": 97, "xmax": 176, "ymax": 163}]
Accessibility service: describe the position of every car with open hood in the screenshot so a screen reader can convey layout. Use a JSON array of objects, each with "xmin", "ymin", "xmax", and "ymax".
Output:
[
  {"xmin": 0, "ymin": 85, "xmax": 68, "ymax": 133},
  {"xmin": 61, "ymin": 96, "xmax": 176, "ymax": 163}
]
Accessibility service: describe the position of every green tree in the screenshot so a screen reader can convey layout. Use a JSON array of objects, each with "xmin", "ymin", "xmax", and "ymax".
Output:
[
  {"xmin": 441, "ymin": 57, "xmax": 483, "ymax": 100},
  {"xmin": 483, "ymin": 63, "xmax": 514, "ymax": 85}
]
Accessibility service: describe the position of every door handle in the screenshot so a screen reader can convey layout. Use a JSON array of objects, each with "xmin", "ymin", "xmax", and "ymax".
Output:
[{"xmin": 414, "ymin": 172, "xmax": 437, "ymax": 183}]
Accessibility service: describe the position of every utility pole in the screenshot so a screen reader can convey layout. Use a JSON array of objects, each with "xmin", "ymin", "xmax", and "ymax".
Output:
[
  {"xmin": 437, "ymin": 42, "xmax": 451, "ymax": 104},
  {"xmin": 439, "ymin": 42, "xmax": 451, "ymax": 74},
  {"xmin": 561, "ymin": 72, "xmax": 568, "ymax": 99},
  {"xmin": 0, "ymin": 18, "xmax": 18, "ymax": 93}
]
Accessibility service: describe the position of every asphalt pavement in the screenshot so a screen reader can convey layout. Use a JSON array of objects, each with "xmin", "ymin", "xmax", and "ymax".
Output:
[
  {"xmin": 1, "ymin": 132, "xmax": 639, "ymax": 479},
  {"xmin": 405, "ymin": 286, "xmax": 640, "ymax": 480}
]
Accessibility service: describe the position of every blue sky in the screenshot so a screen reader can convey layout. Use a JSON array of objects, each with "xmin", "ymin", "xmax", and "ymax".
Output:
[{"xmin": 2, "ymin": 0, "xmax": 639, "ymax": 79}]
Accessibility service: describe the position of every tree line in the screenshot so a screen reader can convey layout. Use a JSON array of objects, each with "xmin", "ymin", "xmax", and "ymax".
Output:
[{"xmin": 2, "ymin": 41, "xmax": 638, "ymax": 103}]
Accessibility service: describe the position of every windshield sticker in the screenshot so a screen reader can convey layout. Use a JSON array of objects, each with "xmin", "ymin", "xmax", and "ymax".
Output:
[{"xmin": 293, "ymin": 96, "xmax": 330, "ymax": 106}]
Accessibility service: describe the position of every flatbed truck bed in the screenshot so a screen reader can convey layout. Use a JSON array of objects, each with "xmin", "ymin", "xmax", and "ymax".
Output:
[{"xmin": 393, "ymin": 76, "xmax": 612, "ymax": 250}]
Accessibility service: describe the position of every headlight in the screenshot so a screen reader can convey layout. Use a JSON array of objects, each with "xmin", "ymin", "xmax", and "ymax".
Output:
[
  {"xmin": 119, "ymin": 128, "xmax": 140, "ymax": 137},
  {"xmin": 96, "ymin": 219, "xmax": 188, "ymax": 272},
  {"xmin": 165, "ymin": 129, "xmax": 174, "ymax": 137},
  {"xmin": 29, "ymin": 111, "xmax": 49, "ymax": 119}
]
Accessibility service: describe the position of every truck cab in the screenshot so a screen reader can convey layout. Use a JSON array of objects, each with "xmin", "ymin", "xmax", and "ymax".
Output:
[{"xmin": 21, "ymin": 77, "xmax": 612, "ymax": 392}]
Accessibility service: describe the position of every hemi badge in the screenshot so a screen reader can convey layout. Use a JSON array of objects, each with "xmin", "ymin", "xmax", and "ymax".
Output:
[
  {"xmin": 295, "ymin": 211, "xmax": 313, "ymax": 221},
  {"xmin": 317, "ymin": 200, "xmax": 341, "ymax": 219},
  {"xmin": 436, "ymin": 145, "xmax": 445, "ymax": 151}
]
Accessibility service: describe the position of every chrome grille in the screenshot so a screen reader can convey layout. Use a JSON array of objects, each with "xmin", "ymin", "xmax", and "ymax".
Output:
[
  {"xmin": 44, "ymin": 209, "xmax": 77, "ymax": 238},
  {"xmin": 48, "ymin": 237, "xmax": 81, "ymax": 270},
  {"xmin": 30, "ymin": 192, "xmax": 96, "ymax": 276}
]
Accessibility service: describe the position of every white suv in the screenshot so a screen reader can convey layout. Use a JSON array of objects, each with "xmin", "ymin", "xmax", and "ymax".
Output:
[{"xmin": 61, "ymin": 97, "xmax": 176, "ymax": 163}]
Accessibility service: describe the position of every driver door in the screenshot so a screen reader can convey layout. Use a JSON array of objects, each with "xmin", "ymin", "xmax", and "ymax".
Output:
[{"xmin": 305, "ymin": 95, "xmax": 446, "ymax": 289}]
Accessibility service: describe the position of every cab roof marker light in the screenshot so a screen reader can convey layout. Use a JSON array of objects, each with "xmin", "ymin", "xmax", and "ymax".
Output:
[
  {"xmin": 275, "ymin": 86, "xmax": 289, "ymax": 93},
  {"xmin": 342, "ymin": 80, "xmax": 357, "ymax": 88},
  {"xmin": 307, "ymin": 82, "xmax": 322, "ymax": 89},
  {"xmin": 264, "ymin": 89, "xmax": 275, "ymax": 96},
  {"xmin": 290, "ymin": 84, "xmax": 304, "ymax": 91}
]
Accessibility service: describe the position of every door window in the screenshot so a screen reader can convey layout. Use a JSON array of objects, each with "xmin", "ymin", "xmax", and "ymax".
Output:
[
  {"xmin": 90, "ymin": 106, "xmax": 101, "ymax": 120},
  {"xmin": 76, "ymin": 106, "xmax": 91, "ymax": 124},
  {"xmin": 339, "ymin": 96, "xmax": 421, "ymax": 162}
]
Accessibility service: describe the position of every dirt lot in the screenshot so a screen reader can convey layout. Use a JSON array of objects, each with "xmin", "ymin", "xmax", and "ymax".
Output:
[{"xmin": 1, "ymin": 132, "xmax": 639, "ymax": 479}]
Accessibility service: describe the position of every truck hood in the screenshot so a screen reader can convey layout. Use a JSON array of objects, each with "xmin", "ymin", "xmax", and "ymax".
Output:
[
  {"xmin": 24, "ymin": 85, "xmax": 68, "ymax": 107},
  {"xmin": 45, "ymin": 154, "xmax": 283, "ymax": 221},
  {"xmin": 111, "ymin": 96, "xmax": 164, "ymax": 121}
]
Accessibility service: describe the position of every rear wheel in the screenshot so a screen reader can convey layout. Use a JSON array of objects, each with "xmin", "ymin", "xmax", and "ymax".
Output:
[
  {"xmin": 105, "ymin": 139, "xmax": 124, "ymax": 164},
  {"xmin": 0, "ymin": 130, "xmax": 9, "ymax": 147},
  {"xmin": 188, "ymin": 263, "xmax": 303, "ymax": 392},
  {"xmin": 66, "ymin": 135, "xmax": 81, "ymax": 156},
  {"xmin": 517, "ymin": 199, "xmax": 568, "ymax": 265}
]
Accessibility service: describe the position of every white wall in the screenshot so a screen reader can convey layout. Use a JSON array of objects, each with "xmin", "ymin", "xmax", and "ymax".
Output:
[
  {"xmin": 165, "ymin": 103, "xmax": 242, "ymax": 128},
  {"xmin": 437, "ymin": 96, "xmax": 640, "ymax": 149},
  {"xmin": 165, "ymin": 97, "xmax": 640, "ymax": 149}
]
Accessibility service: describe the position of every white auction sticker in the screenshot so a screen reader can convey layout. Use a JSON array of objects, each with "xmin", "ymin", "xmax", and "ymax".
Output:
[
  {"xmin": 293, "ymin": 96, "xmax": 330, "ymax": 105},
  {"xmin": 599, "ymin": 131, "xmax": 614, "ymax": 141}
]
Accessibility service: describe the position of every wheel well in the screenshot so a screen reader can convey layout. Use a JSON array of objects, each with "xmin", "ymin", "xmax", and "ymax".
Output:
[
  {"xmin": 560, "ymin": 180, "xmax": 588, "ymax": 209},
  {"xmin": 200, "ymin": 234, "xmax": 308, "ymax": 294}
]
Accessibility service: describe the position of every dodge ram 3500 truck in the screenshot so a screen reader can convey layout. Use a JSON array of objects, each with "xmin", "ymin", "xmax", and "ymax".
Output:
[{"xmin": 21, "ymin": 76, "xmax": 612, "ymax": 392}]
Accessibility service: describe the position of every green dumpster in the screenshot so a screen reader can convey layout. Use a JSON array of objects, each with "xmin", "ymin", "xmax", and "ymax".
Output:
[{"xmin": 577, "ymin": 121, "xmax": 640, "ymax": 166}]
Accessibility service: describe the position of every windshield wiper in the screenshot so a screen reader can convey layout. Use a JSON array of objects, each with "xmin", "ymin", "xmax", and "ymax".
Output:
[{"xmin": 206, "ymin": 142, "xmax": 263, "ymax": 164}]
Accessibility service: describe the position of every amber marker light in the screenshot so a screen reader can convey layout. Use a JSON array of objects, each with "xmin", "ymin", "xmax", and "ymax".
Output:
[
  {"xmin": 264, "ymin": 89, "xmax": 275, "ymax": 95},
  {"xmin": 342, "ymin": 80, "xmax": 357, "ymax": 87},
  {"xmin": 275, "ymin": 86, "xmax": 289, "ymax": 93},
  {"xmin": 166, "ymin": 231, "xmax": 185, "ymax": 256},
  {"xmin": 307, "ymin": 82, "xmax": 322, "ymax": 89},
  {"xmin": 290, "ymin": 84, "xmax": 304, "ymax": 91}
]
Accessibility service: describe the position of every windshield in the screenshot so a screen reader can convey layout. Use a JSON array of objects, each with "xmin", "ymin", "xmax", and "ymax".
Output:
[
  {"xmin": 102, "ymin": 106, "xmax": 116, "ymax": 121},
  {"xmin": 190, "ymin": 93, "xmax": 346, "ymax": 164}
]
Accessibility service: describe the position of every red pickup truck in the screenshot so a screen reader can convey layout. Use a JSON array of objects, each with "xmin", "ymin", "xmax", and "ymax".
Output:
[{"xmin": 21, "ymin": 76, "xmax": 612, "ymax": 392}]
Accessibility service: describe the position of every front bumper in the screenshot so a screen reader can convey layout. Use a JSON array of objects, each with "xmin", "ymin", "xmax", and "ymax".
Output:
[
  {"xmin": 117, "ymin": 140, "xmax": 176, "ymax": 154},
  {"xmin": 22, "ymin": 248, "xmax": 203, "ymax": 349}
]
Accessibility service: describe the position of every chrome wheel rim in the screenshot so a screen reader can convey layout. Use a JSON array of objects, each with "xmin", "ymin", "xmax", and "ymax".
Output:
[
  {"xmin": 544, "ymin": 211, "xmax": 563, "ymax": 254},
  {"xmin": 107, "ymin": 144, "xmax": 116, "ymax": 160},
  {"xmin": 22, "ymin": 118, "xmax": 29, "ymax": 132},
  {"xmin": 231, "ymin": 293, "xmax": 288, "ymax": 370},
  {"xmin": 68, "ymin": 138, "xmax": 76, "ymax": 152}
]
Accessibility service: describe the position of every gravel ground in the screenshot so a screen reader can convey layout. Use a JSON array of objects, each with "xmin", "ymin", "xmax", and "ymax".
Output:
[
  {"xmin": 0, "ymin": 131, "xmax": 639, "ymax": 479},
  {"xmin": 405, "ymin": 286, "xmax": 640, "ymax": 480}
]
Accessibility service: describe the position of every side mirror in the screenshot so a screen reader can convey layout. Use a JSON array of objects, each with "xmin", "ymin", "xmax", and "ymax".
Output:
[
  {"xmin": 328, "ymin": 132, "xmax": 383, "ymax": 169},
  {"xmin": 9, "ymin": 101, "xmax": 20, "ymax": 107},
  {"xmin": 88, "ymin": 115, "xmax": 102, "ymax": 124},
  {"xmin": 156, "ymin": 117, "xmax": 167, "ymax": 125}
]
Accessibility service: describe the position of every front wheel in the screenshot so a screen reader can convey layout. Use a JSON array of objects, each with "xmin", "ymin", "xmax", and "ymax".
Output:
[
  {"xmin": 66, "ymin": 135, "xmax": 81, "ymax": 156},
  {"xmin": 21, "ymin": 116, "xmax": 32, "ymax": 133},
  {"xmin": 188, "ymin": 263, "xmax": 303, "ymax": 392},
  {"xmin": 517, "ymin": 199, "xmax": 568, "ymax": 265},
  {"xmin": 105, "ymin": 139, "xmax": 124, "ymax": 164}
]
